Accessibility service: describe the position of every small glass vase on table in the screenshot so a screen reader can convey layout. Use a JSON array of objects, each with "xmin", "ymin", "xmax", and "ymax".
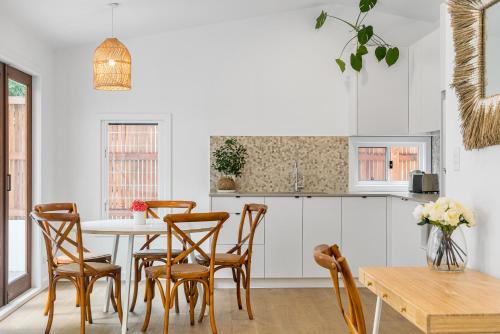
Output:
[
  {"xmin": 131, "ymin": 200, "xmax": 148, "ymax": 225},
  {"xmin": 413, "ymin": 197, "xmax": 475, "ymax": 272}
]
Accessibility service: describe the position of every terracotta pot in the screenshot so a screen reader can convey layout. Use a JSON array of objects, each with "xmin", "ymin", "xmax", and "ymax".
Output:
[{"xmin": 217, "ymin": 176, "xmax": 236, "ymax": 192}]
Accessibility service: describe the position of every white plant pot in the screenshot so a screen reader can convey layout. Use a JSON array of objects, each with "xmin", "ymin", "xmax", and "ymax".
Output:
[{"xmin": 133, "ymin": 211, "xmax": 146, "ymax": 225}]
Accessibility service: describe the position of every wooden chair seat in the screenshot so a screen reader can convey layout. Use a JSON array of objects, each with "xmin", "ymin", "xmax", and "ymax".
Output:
[
  {"xmin": 145, "ymin": 263, "xmax": 209, "ymax": 280},
  {"xmin": 55, "ymin": 252, "xmax": 111, "ymax": 265},
  {"xmin": 195, "ymin": 253, "xmax": 243, "ymax": 266},
  {"xmin": 133, "ymin": 248, "xmax": 182, "ymax": 258},
  {"xmin": 56, "ymin": 262, "xmax": 121, "ymax": 276}
]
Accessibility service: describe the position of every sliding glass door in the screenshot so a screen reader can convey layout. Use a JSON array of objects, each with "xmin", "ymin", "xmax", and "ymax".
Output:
[{"xmin": 0, "ymin": 63, "xmax": 32, "ymax": 305}]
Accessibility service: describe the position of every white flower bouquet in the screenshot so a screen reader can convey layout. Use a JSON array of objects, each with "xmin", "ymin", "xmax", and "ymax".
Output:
[{"xmin": 413, "ymin": 197, "xmax": 475, "ymax": 271}]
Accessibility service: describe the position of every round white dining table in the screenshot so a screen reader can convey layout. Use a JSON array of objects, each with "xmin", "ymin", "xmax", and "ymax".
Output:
[{"xmin": 81, "ymin": 219, "xmax": 212, "ymax": 334}]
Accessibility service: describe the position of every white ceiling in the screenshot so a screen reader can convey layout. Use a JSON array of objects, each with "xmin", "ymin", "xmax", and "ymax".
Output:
[{"xmin": 0, "ymin": 0, "xmax": 443, "ymax": 49}]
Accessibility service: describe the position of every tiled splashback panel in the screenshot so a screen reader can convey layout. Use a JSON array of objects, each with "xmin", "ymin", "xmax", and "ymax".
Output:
[{"xmin": 210, "ymin": 136, "xmax": 349, "ymax": 193}]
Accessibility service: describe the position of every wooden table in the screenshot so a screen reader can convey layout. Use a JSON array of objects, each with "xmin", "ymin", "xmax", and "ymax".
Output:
[
  {"xmin": 359, "ymin": 267, "xmax": 500, "ymax": 334},
  {"xmin": 81, "ymin": 219, "xmax": 212, "ymax": 334}
]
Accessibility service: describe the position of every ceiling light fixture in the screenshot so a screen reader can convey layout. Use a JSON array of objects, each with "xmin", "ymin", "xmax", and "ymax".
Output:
[{"xmin": 93, "ymin": 3, "xmax": 131, "ymax": 91}]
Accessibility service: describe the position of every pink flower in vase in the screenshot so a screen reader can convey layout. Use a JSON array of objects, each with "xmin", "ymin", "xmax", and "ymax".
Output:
[{"xmin": 130, "ymin": 200, "xmax": 148, "ymax": 212}]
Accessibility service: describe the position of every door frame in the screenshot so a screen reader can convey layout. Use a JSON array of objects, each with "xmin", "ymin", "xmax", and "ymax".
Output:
[{"xmin": 3, "ymin": 65, "xmax": 32, "ymax": 303}]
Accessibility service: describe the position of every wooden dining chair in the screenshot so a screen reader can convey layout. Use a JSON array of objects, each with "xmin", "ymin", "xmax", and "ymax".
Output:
[
  {"xmin": 31, "ymin": 204, "xmax": 123, "ymax": 334},
  {"xmin": 313, "ymin": 244, "xmax": 367, "ymax": 334},
  {"xmin": 129, "ymin": 200, "xmax": 196, "ymax": 313},
  {"xmin": 195, "ymin": 203, "xmax": 267, "ymax": 320},
  {"xmin": 141, "ymin": 212, "xmax": 229, "ymax": 334},
  {"xmin": 34, "ymin": 203, "xmax": 114, "ymax": 316}
]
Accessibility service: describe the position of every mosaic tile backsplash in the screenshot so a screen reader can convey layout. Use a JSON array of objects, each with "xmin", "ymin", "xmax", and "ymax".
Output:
[{"xmin": 210, "ymin": 136, "xmax": 349, "ymax": 193}]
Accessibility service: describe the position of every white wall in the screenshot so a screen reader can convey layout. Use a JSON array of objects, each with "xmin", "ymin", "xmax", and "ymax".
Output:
[
  {"xmin": 51, "ymin": 6, "xmax": 435, "ymax": 269},
  {"xmin": 443, "ymin": 5, "xmax": 500, "ymax": 277},
  {"xmin": 0, "ymin": 14, "xmax": 55, "ymax": 288}
]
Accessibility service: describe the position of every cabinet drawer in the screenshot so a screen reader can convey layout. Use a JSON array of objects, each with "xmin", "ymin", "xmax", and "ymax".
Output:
[
  {"xmin": 217, "ymin": 213, "xmax": 264, "ymax": 245},
  {"xmin": 211, "ymin": 197, "xmax": 264, "ymax": 214}
]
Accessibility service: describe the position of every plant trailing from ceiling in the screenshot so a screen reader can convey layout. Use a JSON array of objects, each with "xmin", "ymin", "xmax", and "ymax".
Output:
[{"xmin": 315, "ymin": 0, "xmax": 400, "ymax": 73}]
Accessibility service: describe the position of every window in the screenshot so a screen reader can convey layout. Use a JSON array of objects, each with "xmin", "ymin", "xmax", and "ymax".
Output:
[
  {"xmin": 103, "ymin": 122, "xmax": 160, "ymax": 218},
  {"xmin": 350, "ymin": 137, "xmax": 431, "ymax": 191}
]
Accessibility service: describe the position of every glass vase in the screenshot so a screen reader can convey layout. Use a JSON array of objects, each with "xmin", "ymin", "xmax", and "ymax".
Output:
[{"xmin": 426, "ymin": 225, "xmax": 468, "ymax": 272}]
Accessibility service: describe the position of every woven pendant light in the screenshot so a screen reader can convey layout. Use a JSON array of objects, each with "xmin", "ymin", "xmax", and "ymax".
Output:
[{"xmin": 93, "ymin": 3, "xmax": 131, "ymax": 90}]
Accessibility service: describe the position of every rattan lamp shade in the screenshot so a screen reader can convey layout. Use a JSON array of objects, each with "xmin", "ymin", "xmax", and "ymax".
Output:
[{"xmin": 93, "ymin": 37, "xmax": 131, "ymax": 90}]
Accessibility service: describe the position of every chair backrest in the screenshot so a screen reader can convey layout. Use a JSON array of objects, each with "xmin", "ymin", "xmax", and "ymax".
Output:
[
  {"xmin": 31, "ymin": 203, "xmax": 99, "ymax": 276},
  {"xmin": 163, "ymin": 212, "xmax": 229, "ymax": 279},
  {"xmin": 314, "ymin": 244, "xmax": 366, "ymax": 334},
  {"xmin": 141, "ymin": 200, "xmax": 196, "ymax": 250},
  {"xmin": 228, "ymin": 204, "xmax": 267, "ymax": 260}
]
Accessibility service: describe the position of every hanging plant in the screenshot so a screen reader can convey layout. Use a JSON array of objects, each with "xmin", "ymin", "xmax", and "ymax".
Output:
[{"xmin": 315, "ymin": 0, "xmax": 400, "ymax": 73}]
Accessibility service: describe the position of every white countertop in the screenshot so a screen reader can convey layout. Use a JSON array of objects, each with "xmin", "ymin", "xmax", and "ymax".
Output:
[{"xmin": 209, "ymin": 191, "xmax": 439, "ymax": 203}]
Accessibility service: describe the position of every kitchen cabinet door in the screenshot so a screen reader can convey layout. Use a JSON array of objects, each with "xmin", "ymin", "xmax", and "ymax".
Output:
[
  {"xmin": 357, "ymin": 47, "xmax": 409, "ymax": 136},
  {"xmin": 341, "ymin": 197, "xmax": 387, "ymax": 277},
  {"xmin": 390, "ymin": 197, "xmax": 428, "ymax": 266},
  {"xmin": 264, "ymin": 197, "xmax": 303, "ymax": 278},
  {"xmin": 409, "ymin": 29, "xmax": 441, "ymax": 134},
  {"xmin": 302, "ymin": 197, "xmax": 342, "ymax": 278},
  {"xmin": 211, "ymin": 196, "xmax": 265, "ymax": 245}
]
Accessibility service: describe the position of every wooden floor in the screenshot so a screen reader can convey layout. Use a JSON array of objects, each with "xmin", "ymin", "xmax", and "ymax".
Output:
[{"xmin": 0, "ymin": 282, "xmax": 421, "ymax": 333}]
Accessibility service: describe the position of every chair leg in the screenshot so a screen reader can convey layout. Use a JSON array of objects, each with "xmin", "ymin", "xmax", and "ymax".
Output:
[
  {"xmin": 163, "ymin": 280, "xmax": 171, "ymax": 334},
  {"xmin": 85, "ymin": 278, "xmax": 93, "ymax": 324},
  {"xmin": 198, "ymin": 283, "xmax": 207, "ymax": 323},
  {"xmin": 141, "ymin": 278, "xmax": 153, "ymax": 332},
  {"xmin": 110, "ymin": 283, "xmax": 118, "ymax": 312},
  {"xmin": 208, "ymin": 281, "xmax": 218, "ymax": 334},
  {"xmin": 245, "ymin": 266, "xmax": 254, "ymax": 320},
  {"xmin": 235, "ymin": 269, "xmax": 243, "ymax": 310},
  {"xmin": 44, "ymin": 280, "xmax": 52, "ymax": 316},
  {"xmin": 188, "ymin": 281, "xmax": 196, "ymax": 326},
  {"xmin": 174, "ymin": 280, "xmax": 180, "ymax": 314},
  {"xmin": 130, "ymin": 257, "xmax": 141, "ymax": 312},
  {"xmin": 114, "ymin": 273, "xmax": 124, "ymax": 324},
  {"xmin": 78, "ymin": 277, "xmax": 87, "ymax": 334},
  {"xmin": 44, "ymin": 280, "xmax": 57, "ymax": 334}
]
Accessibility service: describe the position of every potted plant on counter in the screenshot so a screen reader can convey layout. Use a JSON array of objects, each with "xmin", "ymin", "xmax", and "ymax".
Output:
[
  {"xmin": 131, "ymin": 200, "xmax": 148, "ymax": 225},
  {"xmin": 413, "ymin": 197, "xmax": 475, "ymax": 272},
  {"xmin": 212, "ymin": 138, "xmax": 248, "ymax": 192}
]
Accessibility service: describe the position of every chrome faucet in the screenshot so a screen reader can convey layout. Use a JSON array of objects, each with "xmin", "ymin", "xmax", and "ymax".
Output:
[{"xmin": 293, "ymin": 160, "xmax": 304, "ymax": 192}]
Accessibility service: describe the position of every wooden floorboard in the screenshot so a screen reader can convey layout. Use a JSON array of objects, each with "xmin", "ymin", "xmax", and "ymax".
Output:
[{"xmin": 0, "ymin": 282, "xmax": 421, "ymax": 333}]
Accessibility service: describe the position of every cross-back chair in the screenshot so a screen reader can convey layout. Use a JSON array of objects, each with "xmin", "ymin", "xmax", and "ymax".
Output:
[
  {"xmin": 141, "ymin": 211, "xmax": 229, "ymax": 334},
  {"xmin": 196, "ymin": 203, "xmax": 267, "ymax": 320},
  {"xmin": 130, "ymin": 200, "xmax": 196, "ymax": 313},
  {"xmin": 314, "ymin": 244, "xmax": 367, "ymax": 334},
  {"xmin": 35, "ymin": 203, "xmax": 114, "ymax": 316},
  {"xmin": 31, "ymin": 204, "xmax": 123, "ymax": 334}
]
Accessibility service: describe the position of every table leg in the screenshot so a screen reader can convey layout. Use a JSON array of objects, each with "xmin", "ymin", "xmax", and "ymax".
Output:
[
  {"xmin": 121, "ymin": 235, "xmax": 135, "ymax": 334},
  {"xmin": 103, "ymin": 235, "xmax": 120, "ymax": 313},
  {"xmin": 372, "ymin": 296, "xmax": 383, "ymax": 334}
]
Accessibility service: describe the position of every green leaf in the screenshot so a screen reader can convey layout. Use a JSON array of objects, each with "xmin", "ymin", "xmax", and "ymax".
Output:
[
  {"xmin": 315, "ymin": 10, "xmax": 328, "ymax": 29},
  {"xmin": 335, "ymin": 58, "xmax": 346, "ymax": 73},
  {"xmin": 417, "ymin": 221, "xmax": 427, "ymax": 226},
  {"xmin": 350, "ymin": 53, "xmax": 363, "ymax": 72},
  {"xmin": 357, "ymin": 25, "xmax": 373, "ymax": 45},
  {"xmin": 386, "ymin": 47, "xmax": 400, "ymax": 66},
  {"xmin": 375, "ymin": 46, "xmax": 387, "ymax": 62},
  {"xmin": 357, "ymin": 45, "xmax": 368, "ymax": 56},
  {"xmin": 359, "ymin": 0, "xmax": 377, "ymax": 13}
]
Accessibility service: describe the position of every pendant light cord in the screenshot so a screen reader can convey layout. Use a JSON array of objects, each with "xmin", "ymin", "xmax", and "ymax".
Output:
[{"xmin": 111, "ymin": 5, "xmax": 115, "ymax": 37}]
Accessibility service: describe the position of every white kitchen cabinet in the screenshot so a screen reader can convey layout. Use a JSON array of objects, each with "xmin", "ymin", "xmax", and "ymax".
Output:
[
  {"xmin": 341, "ymin": 197, "xmax": 387, "ymax": 277},
  {"xmin": 302, "ymin": 197, "xmax": 342, "ymax": 278},
  {"xmin": 409, "ymin": 29, "xmax": 441, "ymax": 134},
  {"xmin": 390, "ymin": 197, "xmax": 428, "ymax": 266},
  {"xmin": 357, "ymin": 47, "xmax": 409, "ymax": 136},
  {"xmin": 265, "ymin": 197, "xmax": 303, "ymax": 278},
  {"xmin": 211, "ymin": 196, "xmax": 265, "ymax": 245}
]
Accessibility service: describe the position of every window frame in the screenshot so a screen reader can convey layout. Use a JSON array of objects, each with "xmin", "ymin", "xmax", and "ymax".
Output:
[
  {"xmin": 100, "ymin": 114, "xmax": 172, "ymax": 219},
  {"xmin": 349, "ymin": 136, "xmax": 432, "ymax": 192}
]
